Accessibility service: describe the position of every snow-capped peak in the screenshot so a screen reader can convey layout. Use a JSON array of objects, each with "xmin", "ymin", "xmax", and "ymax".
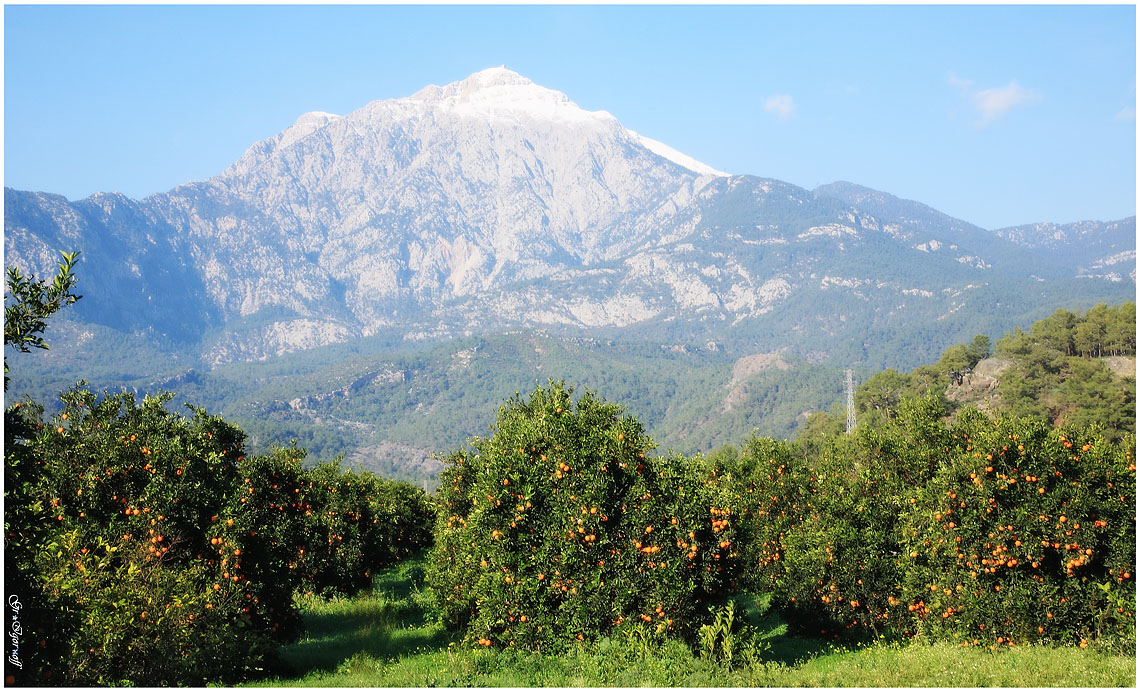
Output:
[
  {"xmin": 627, "ymin": 130, "xmax": 729, "ymax": 178},
  {"xmin": 277, "ymin": 111, "xmax": 341, "ymax": 149},
  {"xmin": 410, "ymin": 67, "xmax": 616, "ymax": 125},
  {"xmin": 460, "ymin": 65, "xmax": 533, "ymax": 89},
  {"xmin": 408, "ymin": 69, "xmax": 725, "ymax": 175}
]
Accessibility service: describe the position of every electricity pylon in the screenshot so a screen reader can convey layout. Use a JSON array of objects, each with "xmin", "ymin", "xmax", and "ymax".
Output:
[{"xmin": 845, "ymin": 369, "xmax": 856, "ymax": 435}]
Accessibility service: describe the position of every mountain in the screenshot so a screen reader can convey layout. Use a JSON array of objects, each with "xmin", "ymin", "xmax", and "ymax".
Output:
[
  {"xmin": 6, "ymin": 68, "xmax": 1132, "ymax": 364},
  {"xmin": 8, "ymin": 67, "xmax": 722, "ymax": 360},
  {"xmin": 4, "ymin": 68, "xmax": 1135, "ymax": 477},
  {"xmin": 813, "ymin": 181, "xmax": 1074, "ymax": 277},
  {"xmin": 993, "ymin": 218, "xmax": 1137, "ymax": 282}
]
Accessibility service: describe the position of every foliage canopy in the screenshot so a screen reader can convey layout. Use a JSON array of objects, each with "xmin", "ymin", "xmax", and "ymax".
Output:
[
  {"xmin": 4, "ymin": 250, "xmax": 81, "ymax": 388},
  {"xmin": 428, "ymin": 382, "xmax": 746, "ymax": 651}
]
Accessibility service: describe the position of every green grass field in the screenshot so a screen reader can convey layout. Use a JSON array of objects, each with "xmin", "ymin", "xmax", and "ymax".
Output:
[{"xmin": 241, "ymin": 556, "xmax": 1136, "ymax": 688}]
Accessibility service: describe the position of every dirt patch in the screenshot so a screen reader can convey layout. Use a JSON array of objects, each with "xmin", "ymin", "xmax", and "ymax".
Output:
[
  {"xmin": 1103, "ymin": 356, "xmax": 1136, "ymax": 379},
  {"xmin": 971, "ymin": 357, "xmax": 1014, "ymax": 380},
  {"xmin": 724, "ymin": 353, "xmax": 792, "ymax": 411},
  {"xmin": 731, "ymin": 353, "xmax": 792, "ymax": 382},
  {"xmin": 345, "ymin": 440, "xmax": 442, "ymax": 488},
  {"xmin": 944, "ymin": 357, "xmax": 1014, "ymax": 415}
]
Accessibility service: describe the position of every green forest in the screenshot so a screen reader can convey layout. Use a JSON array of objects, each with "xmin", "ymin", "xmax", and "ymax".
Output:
[
  {"xmin": 3, "ymin": 256, "xmax": 1135, "ymax": 686},
  {"xmin": 798, "ymin": 303, "xmax": 1136, "ymax": 445},
  {"xmin": 6, "ymin": 293, "xmax": 1135, "ymax": 494}
]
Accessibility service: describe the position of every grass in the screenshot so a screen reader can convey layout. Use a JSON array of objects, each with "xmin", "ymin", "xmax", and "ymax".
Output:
[{"xmin": 243, "ymin": 556, "xmax": 1137, "ymax": 688}]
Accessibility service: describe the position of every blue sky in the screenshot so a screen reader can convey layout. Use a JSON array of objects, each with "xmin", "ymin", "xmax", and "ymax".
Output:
[{"xmin": 4, "ymin": 4, "xmax": 1135, "ymax": 229}]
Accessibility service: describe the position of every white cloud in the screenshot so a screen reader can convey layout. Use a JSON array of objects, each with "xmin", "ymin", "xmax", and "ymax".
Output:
[
  {"xmin": 947, "ymin": 71, "xmax": 974, "ymax": 90},
  {"xmin": 1114, "ymin": 106, "xmax": 1136, "ymax": 122},
  {"xmin": 763, "ymin": 94, "xmax": 795, "ymax": 119},
  {"xmin": 970, "ymin": 80, "xmax": 1041, "ymax": 123},
  {"xmin": 949, "ymin": 73, "xmax": 1042, "ymax": 124}
]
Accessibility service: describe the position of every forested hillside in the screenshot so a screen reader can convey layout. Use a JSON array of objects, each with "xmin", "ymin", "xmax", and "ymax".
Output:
[
  {"xmin": 7, "ymin": 303, "xmax": 1134, "ymax": 490},
  {"xmin": 799, "ymin": 303, "xmax": 1135, "ymax": 445},
  {"xmin": 5, "ymin": 329, "xmax": 851, "ymax": 487},
  {"xmin": 991, "ymin": 304, "xmax": 1135, "ymax": 439}
]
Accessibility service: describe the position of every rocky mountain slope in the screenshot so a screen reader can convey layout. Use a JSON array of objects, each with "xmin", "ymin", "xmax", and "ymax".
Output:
[
  {"xmin": 993, "ymin": 218, "xmax": 1136, "ymax": 282},
  {"xmin": 5, "ymin": 68, "xmax": 1134, "ymax": 374},
  {"xmin": 813, "ymin": 181, "xmax": 1073, "ymax": 277}
]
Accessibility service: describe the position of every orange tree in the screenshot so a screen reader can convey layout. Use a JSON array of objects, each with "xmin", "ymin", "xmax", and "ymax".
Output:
[
  {"xmin": 898, "ymin": 410, "xmax": 1136, "ymax": 650},
  {"xmin": 701, "ymin": 436, "xmax": 810, "ymax": 597},
  {"xmin": 294, "ymin": 461, "xmax": 433, "ymax": 597},
  {"xmin": 4, "ymin": 387, "xmax": 305, "ymax": 685},
  {"xmin": 4, "ymin": 250, "xmax": 82, "ymax": 682},
  {"xmin": 427, "ymin": 382, "xmax": 745, "ymax": 651},
  {"xmin": 295, "ymin": 460, "xmax": 375, "ymax": 596},
  {"xmin": 218, "ymin": 448, "xmax": 311, "ymax": 641},
  {"xmin": 368, "ymin": 473, "xmax": 434, "ymax": 569},
  {"xmin": 776, "ymin": 396, "xmax": 961, "ymax": 640}
]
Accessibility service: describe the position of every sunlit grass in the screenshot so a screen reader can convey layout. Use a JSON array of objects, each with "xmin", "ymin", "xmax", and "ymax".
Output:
[
  {"xmin": 753, "ymin": 638, "xmax": 1135, "ymax": 687},
  {"xmin": 244, "ymin": 555, "xmax": 1137, "ymax": 688}
]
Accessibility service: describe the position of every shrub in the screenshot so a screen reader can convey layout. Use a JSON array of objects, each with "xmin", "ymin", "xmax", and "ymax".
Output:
[{"xmin": 427, "ymin": 382, "xmax": 745, "ymax": 651}]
